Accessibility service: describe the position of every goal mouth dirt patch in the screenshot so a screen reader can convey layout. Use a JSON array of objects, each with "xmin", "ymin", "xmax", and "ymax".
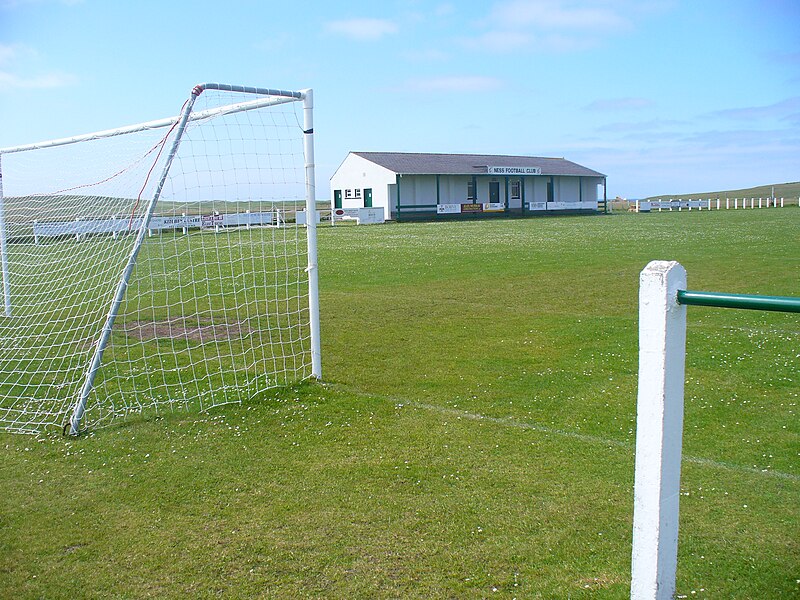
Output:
[{"xmin": 121, "ymin": 317, "xmax": 255, "ymax": 342}]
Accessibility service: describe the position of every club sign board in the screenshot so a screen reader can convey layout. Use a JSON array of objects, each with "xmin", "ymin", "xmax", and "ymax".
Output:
[{"xmin": 487, "ymin": 166, "xmax": 542, "ymax": 175}]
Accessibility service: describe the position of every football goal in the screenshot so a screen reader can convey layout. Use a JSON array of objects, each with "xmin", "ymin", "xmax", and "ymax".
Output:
[{"xmin": 0, "ymin": 83, "xmax": 321, "ymax": 435}]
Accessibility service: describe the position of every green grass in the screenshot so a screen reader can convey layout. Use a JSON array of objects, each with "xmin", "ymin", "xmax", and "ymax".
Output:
[{"xmin": 1, "ymin": 209, "xmax": 798, "ymax": 598}]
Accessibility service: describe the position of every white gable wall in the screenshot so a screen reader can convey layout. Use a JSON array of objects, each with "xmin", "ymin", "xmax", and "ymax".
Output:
[{"xmin": 330, "ymin": 153, "xmax": 396, "ymax": 220}]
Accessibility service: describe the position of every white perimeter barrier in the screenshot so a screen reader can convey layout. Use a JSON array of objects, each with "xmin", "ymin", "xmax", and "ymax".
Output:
[
  {"xmin": 33, "ymin": 211, "xmax": 276, "ymax": 241},
  {"xmin": 295, "ymin": 210, "xmax": 322, "ymax": 225}
]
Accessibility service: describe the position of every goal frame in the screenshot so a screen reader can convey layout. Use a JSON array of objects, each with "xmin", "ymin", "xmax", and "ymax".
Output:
[{"xmin": 0, "ymin": 83, "xmax": 322, "ymax": 435}]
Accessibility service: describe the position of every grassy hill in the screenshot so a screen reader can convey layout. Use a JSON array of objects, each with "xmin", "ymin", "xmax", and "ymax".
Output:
[{"xmin": 645, "ymin": 181, "xmax": 800, "ymax": 202}]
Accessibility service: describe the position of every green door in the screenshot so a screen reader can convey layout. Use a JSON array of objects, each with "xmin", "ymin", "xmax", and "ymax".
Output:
[
  {"xmin": 364, "ymin": 188, "xmax": 373, "ymax": 208},
  {"xmin": 334, "ymin": 189, "xmax": 342, "ymax": 209},
  {"xmin": 489, "ymin": 181, "xmax": 500, "ymax": 204}
]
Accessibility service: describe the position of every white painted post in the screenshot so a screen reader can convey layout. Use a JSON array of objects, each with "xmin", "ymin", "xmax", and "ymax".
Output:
[
  {"xmin": 734, "ymin": 198, "xmax": 738, "ymax": 209},
  {"xmin": 301, "ymin": 88, "xmax": 322, "ymax": 379},
  {"xmin": 631, "ymin": 260, "xmax": 687, "ymax": 600},
  {"xmin": 0, "ymin": 159, "xmax": 10, "ymax": 316},
  {"xmin": 726, "ymin": 198, "xmax": 729, "ymax": 210},
  {"xmin": 112, "ymin": 216, "xmax": 118, "ymax": 240},
  {"xmin": 758, "ymin": 197, "xmax": 762, "ymax": 209},
  {"xmin": 636, "ymin": 199, "xmax": 640, "ymax": 213},
  {"xmin": 182, "ymin": 212, "xmax": 187, "ymax": 235},
  {"xmin": 246, "ymin": 208, "xmax": 251, "ymax": 230},
  {"xmin": 781, "ymin": 197, "xmax": 784, "ymax": 208}
]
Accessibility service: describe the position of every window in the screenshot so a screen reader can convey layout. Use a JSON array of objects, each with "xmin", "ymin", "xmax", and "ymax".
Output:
[
  {"xmin": 467, "ymin": 178, "xmax": 476, "ymax": 201},
  {"xmin": 511, "ymin": 181, "xmax": 521, "ymax": 200},
  {"xmin": 345, "ymin": 189, "xmax": 353, "ymax": 199},
  {"xmin": 354, "ymin": 188, "xmax": 362, "ymax": 199}
]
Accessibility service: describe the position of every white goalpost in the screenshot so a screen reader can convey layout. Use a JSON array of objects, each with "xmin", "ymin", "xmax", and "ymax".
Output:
[{"xmin": 0, "ymin": 83, "xmax": 321, "ymax": 435}]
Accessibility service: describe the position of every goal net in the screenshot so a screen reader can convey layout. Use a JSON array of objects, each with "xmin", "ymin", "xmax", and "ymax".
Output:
[{"xmin": 0, "ymin": 83, "xmax": 321, "ymax": 435}]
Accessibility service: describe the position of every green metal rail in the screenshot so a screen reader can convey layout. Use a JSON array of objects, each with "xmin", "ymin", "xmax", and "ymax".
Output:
[{"xmin": 677, "ymin": 290, "xmax": 800, "ymax": 313}]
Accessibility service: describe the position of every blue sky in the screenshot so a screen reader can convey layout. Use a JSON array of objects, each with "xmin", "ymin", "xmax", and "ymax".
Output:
[{"xmin": 1, "ymin": 0, "xmax": 798, "ymax": 199}]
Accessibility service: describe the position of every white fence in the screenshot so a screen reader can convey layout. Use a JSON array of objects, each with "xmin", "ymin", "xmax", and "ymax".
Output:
[
  {"xmin": 632, "ymin": 197, "xmax": 794, "ymax": 213},
  {"xmin": 32, "ymin": 210, "xmax": 277, "ymax": 242}
]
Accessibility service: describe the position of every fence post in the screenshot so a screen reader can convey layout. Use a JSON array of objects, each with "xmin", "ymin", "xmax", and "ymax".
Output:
[{"xmin": 631, "ymin": 260, "xmax": 687, "ymax": 600}]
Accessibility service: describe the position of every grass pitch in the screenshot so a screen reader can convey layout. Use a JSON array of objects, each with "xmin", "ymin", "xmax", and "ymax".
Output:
[{"xmin": 1, "ymin": 209, "xmax": 798, "ymax": 598}]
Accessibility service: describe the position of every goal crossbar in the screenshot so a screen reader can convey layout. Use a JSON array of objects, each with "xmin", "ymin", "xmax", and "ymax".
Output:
[{"xmin": 0, "ymin": 87, "xmax": 303, "ymax": 156}]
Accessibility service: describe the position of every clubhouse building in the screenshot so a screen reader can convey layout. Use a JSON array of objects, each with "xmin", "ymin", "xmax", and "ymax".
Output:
[{"xmin": 330, "ymin": 152, "xmax": 607, "ymax": 221}]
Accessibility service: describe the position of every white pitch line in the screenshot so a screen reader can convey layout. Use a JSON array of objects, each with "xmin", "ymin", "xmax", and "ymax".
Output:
[{"xmin": 402, "ymin": 401, "xmax": 800, "ymax": 483}]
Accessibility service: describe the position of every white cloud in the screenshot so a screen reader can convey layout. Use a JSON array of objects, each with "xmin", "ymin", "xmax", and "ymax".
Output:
[
  {"xmin": 708, "ymin": 97, "xmax": 800, "ymax": 121},
  {"xmin": 471, "ymin": 0, "xmax": 651, "ymax": 54},
  {"xmin": 0, "ymin": 43, "xmax": 31, "ymax": 66},
  {"xmin": 0, "ymin": 70, "xmax": 76, "ymax": 90},
  {"xmin": 0, "ymin": 43, "xmax": 76, "ymax": 91},
  {"xmin": 467, "ymin": 30, "xmax": 533, "ymax": 52},
  {"xmin": 253, "ymin": 35, "xmax": 290, "ymax": 53},
  {"xmin": 402, "ymin": 48, "xmax": 451, "ymax": 62},
  {"xmin": 0, "ymin": 47, "xmax": 14, "ymax": 66},
  {"xmin": 586, "ymin": 97, "xmax": 655, "ymax": 111},
  {"xmin": 435, "ymin": 3, "xmax": 456, "ymax": 18},
  {"xmin": 0, "ymin": 0, "xmax": 83, "ymax": 7},
  {"xmin": 490, "ymin": 0, "xmax": 630, "ymax": 31},
  {"xmin": 404, "ymin": 75, "xmax": 503, "ymax": 93},
  {"xmin": 325, "ymin": 18, "xmax": 399, "ymax": 41}
]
